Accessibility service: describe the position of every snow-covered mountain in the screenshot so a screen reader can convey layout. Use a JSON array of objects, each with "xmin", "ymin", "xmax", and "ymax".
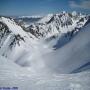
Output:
[
  {"xmin": 26, "ymin": 12, "xmax": 88, "ymax": 39},
  {"xmin": 0, "ymin": 11, "xmax": 90, "ymax": 90},
  {"xmin": 0, "ymin": 12, "xmax": 90, "ymax": 72},
  {"xmin": 0, "ymin": 17, "xmax": 38, "ymax": 62}
]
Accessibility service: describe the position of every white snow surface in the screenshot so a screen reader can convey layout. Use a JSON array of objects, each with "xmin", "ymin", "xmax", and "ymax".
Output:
[{"xmin": 0, "ymin": 55, "xmax": 90, "ymax": 90}]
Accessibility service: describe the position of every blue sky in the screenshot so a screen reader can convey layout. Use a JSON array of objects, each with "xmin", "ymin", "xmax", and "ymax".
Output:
[{"xmin": 0, "ymin": 0, "xmax": 90, "ymax": 16}]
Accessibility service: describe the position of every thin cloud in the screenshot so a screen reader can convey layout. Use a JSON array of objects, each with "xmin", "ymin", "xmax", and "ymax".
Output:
[{"xmin": 69, "ymin": 0, "xmax": 90, "ymax": 9}]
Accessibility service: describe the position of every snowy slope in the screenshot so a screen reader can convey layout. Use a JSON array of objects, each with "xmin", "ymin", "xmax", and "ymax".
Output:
[
  {"xmin": 41, "ymin": 23, "xmax": 90, "ymax": 74},
  {"xmin": 0, "ymin": 55, "xmax": 90, "ymax": 90},
  {"xmin": 26, "ymin": 23, "xmax": 90, "ymax": 74},
  {"xmin": 38, "ymin": 14, "xmax": 53, "ymax": 23},
  {"xmin": 0, "ymin": 17, "xmax": 38, "ymax": 62}
]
